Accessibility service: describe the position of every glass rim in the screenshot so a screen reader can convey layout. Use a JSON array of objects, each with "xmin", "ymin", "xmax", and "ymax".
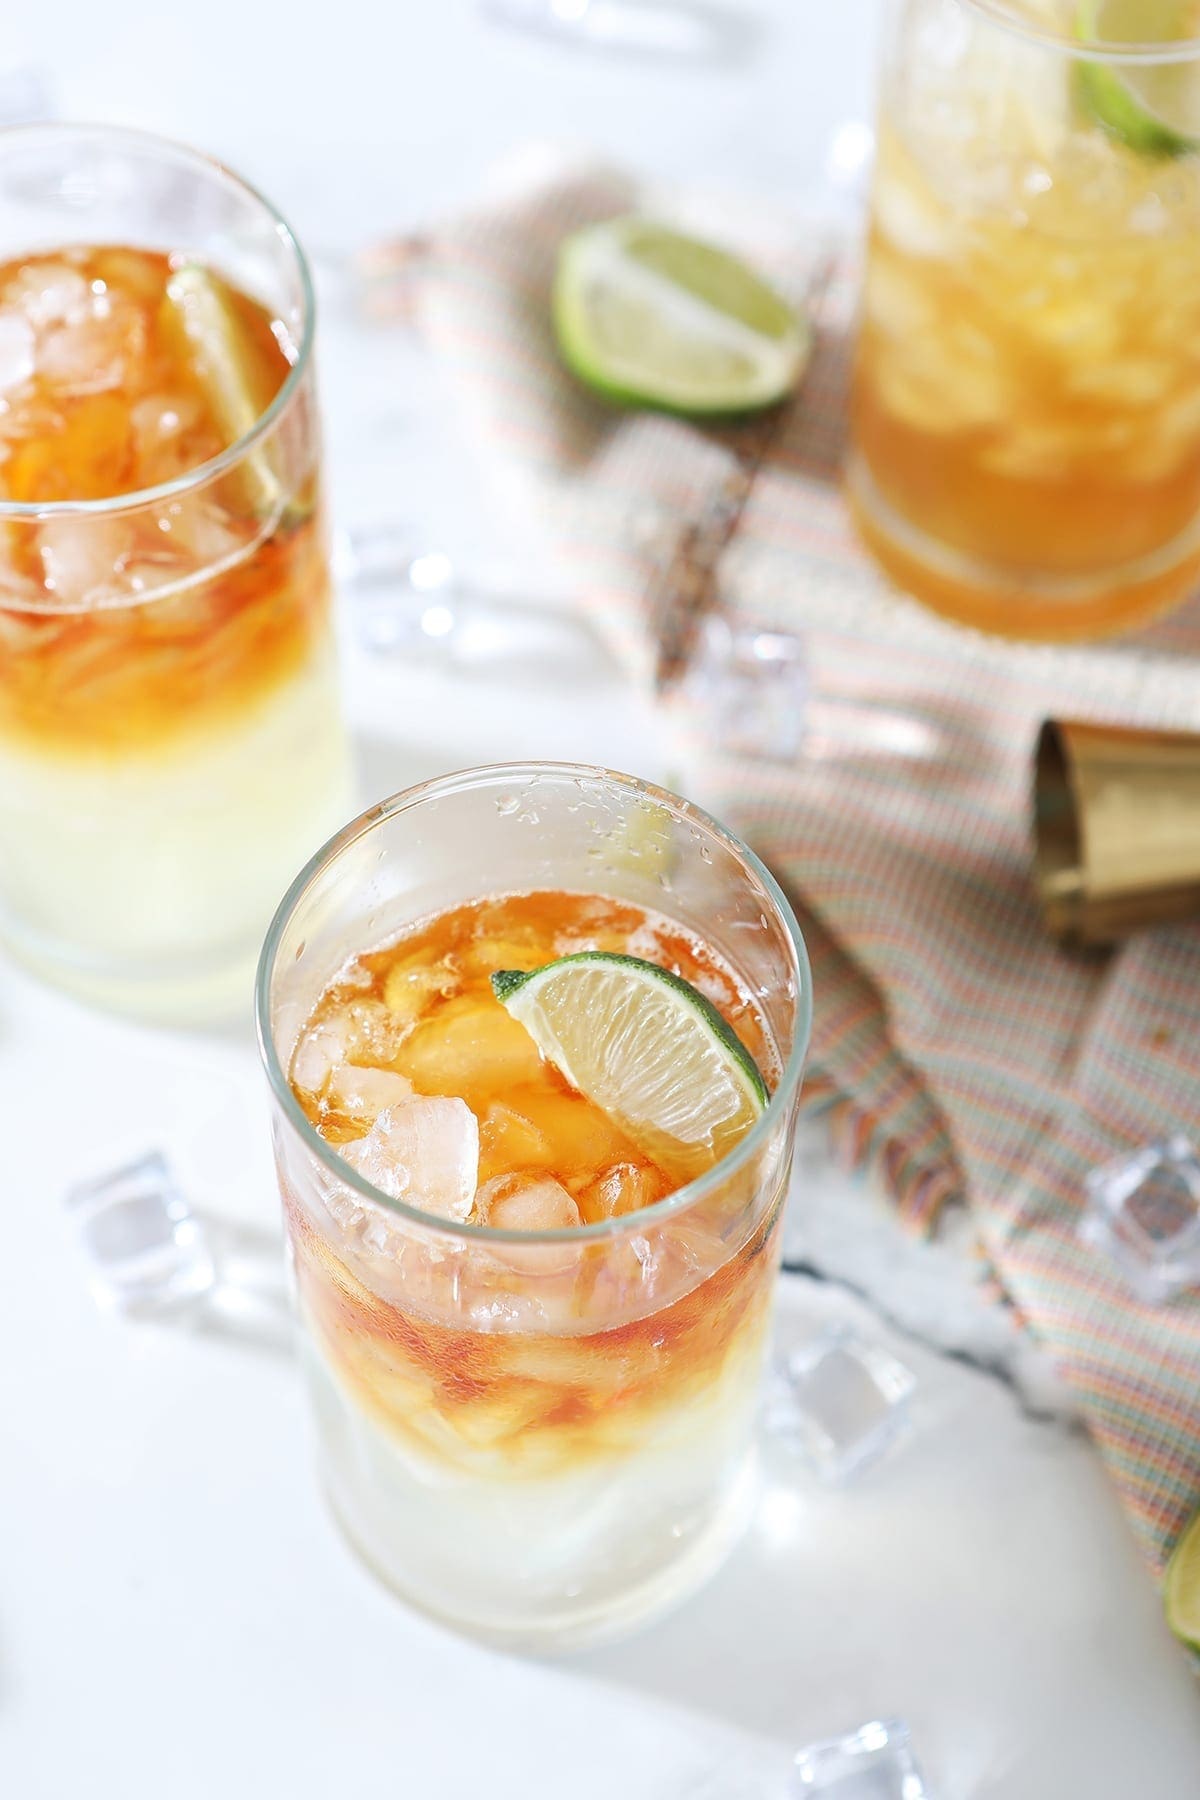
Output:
[
  {"xmin": 0, "ymin": 121, "xmax": 315, "ymax": 522},
  {"xmin": 254, "ymin": 761, "xmax": 813, "ymax": 1247},
  {"xmin": 963, "ymin": 0, "xmax": 1200, "ymax": 61}
]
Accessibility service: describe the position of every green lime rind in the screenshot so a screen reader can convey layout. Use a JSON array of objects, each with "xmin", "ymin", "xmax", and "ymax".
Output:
[
  {"xmin": 1075, "ymin": 60, "xmax": 1198, "ymax": 153},
  {"xmin": 1075, "ymin": 0, "xmax": 1200, "ymax": 156},
  {"xmin": 1164, "ymin": 1506, "xmax": 1200, "ymax": 1648},
  {"xmin": 552, "ymin": 216, "xmax": 809, "ymax": 419},
  {"xmin": 491, "ymin": 950, "xmax": 769, "ymax": 1106}
]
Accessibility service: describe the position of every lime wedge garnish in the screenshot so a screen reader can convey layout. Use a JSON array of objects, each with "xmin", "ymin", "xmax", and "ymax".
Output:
[
  {"xmin": 490, "ymin": 951, "xmax": 768, "ymax": 1180},
  {"xmin": 1076, "ymin": 0, "xmax": 1200, "ymax": 156},
  {"xmin": 1165, "ymin": 1506, "xmax": 1200, "ymax": 1649},
  {"xmin": 161, "ymin": 263, "xmax": 287, "ymax": 518},
  {"xmin": 553, "ymin": 217, "xmax": 809, "ymax": 417}
]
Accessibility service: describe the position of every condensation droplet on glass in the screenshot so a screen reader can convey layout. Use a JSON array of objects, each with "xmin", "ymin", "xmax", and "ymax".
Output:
[{"xmin": 495, "ymin": 794, "xmax": 521, "ymax": 816}]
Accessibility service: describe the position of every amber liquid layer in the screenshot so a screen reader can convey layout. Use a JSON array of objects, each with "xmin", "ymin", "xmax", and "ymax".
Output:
[
  {"xmin": 0, "ymin": 245, "xmax": 329, "ymax": 756},
  {"xmin": 851, "ymin": 114, "xmax": 1200, "ymax": 641},
  {"xmin": 285, "ymin": 891, "xmax": 784, "ymax": 1482}
]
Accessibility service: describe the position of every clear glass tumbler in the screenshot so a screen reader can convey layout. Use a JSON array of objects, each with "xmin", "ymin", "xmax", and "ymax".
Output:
[
  {"xmin": 849, "ymin": 0, "xmax": 1200, "ymax": 641},
  {"xmin": 256, "ymin": 763, "xmax": 810, "ymax": 1650},
  {"xmin": 0, "ymin": 125, "xmax": 351, "ymax": 1018}
]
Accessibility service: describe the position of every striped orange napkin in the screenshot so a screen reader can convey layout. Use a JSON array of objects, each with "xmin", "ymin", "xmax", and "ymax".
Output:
[{"xmin": 386, "ymin": 156, "xmax": 1200, "ymax": 1580}]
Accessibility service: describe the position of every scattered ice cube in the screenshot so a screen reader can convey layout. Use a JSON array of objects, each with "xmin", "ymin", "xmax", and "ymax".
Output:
[
  {"xmin": 765, "ymin": 1325, "xmax": 915, "ymax": 1484},
  {"xmin": 341, "ymin": 1096, "xmax": 479, "ymax": 1222},
  {"xmin": 326, "ymin": 1063, "xmax": 414, "ymax": 1122},
  {"xmin": 682, "ymin": 614, "xmax": 809, "ymax": 764},
  {"xmin": 0, "ymin": 312, "xmax": 34, "ymax": 393},
  {"xmin": 1081, "ymin": 1136, "xmax": 1200, "ymax": 1304},
  {"xmin": 66, "ymin": 1151, "xmax": 215, "ymax": 1316},
  {"xmin": 478, "ymin": 1173, "xmax": 581, "ymax": 1232},
  {"xmin": 790, "ymin": 1718, "xmax": 929, "ymax": 1798}
]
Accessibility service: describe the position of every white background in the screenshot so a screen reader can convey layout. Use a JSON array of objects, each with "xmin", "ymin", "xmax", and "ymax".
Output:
[{"xmin": 4, "ymin": 3, "xmax": 1200, "ymax": 1795}]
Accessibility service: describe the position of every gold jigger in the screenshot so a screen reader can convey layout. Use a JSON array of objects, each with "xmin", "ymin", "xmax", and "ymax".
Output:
[{"xmin": 1034, "ymin": 720, "xmax": 1200, "ymax": 946}]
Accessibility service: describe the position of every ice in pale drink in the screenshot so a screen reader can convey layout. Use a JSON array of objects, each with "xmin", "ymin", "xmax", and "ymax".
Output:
[
  {"xmin": 281, "ymin": 888, "xmax": 788, "ymax": 1647},
  {"xmin": 849, "ymin": 0, "xmax": 1200, "ymax": 641},
  {"xmin": 0, "ymin": 240, "xmax": 348, "ymax": 1012}
]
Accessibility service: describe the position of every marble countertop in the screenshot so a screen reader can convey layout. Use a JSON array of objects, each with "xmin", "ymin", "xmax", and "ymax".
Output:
[{"xmin": 5, "ymin": 1, "xmax": 1199, "ymax": 1793}]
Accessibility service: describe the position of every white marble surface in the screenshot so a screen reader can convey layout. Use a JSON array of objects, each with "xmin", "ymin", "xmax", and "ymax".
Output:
[{"xmin": 4, "ymin": 2, "xmax": 1200, "ymax": 1794}]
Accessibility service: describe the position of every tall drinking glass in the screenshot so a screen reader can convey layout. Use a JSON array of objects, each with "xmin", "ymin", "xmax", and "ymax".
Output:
[
  {"xmin": 0, "ymin": 126, "xmax": 351, "ymax": 1017},
  {"xmin": 256, "ymin": 763, "xmax": 810, "ymax": 1650},
  {"xmin": 849, "ymin": 0, "xmax": 1200, "ymax": 641}
]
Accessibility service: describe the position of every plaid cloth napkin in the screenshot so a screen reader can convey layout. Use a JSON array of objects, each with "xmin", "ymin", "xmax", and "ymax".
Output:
[{"xmin": 383, "ymin": 155, "xmax": 1200, "ymax": 1580}]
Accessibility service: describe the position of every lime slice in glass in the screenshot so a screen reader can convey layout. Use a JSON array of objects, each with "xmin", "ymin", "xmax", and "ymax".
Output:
[
  {"xmin": 553, "ymin": 217, "xmax": 810, "ymax": 416},
  {"xmin": 161, "ymin": 263, "xmax": 287, "ymax": 518},
  {"xmin": 1164, "ymin": 1506, "xmax": 1200, "ymax": 1649},
  {"xmin": 1077, "ymin": 0, "xmax": 1200, "ymax": 156},
  {"xmin": 491, "ymin": 951, "xmax": 768, "ymax": 1179}
]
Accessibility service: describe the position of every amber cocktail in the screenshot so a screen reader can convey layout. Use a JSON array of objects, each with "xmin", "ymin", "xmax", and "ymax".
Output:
[
  {"xmin": 0, "ymin": 127, "xmax": 349, "ymax": 1015},
  {"xmin": 849, "ymin": 0, "xmax": 1200, "ymax": 641},
  {"xmin": 257, "ymin": 766, "xmax": 809, "ymax": 1650}
]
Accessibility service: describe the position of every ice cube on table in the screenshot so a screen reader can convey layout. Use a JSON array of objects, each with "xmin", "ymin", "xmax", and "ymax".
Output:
[
  {"xmin": 65, "ymin": 1151, "xmax": 215, "ymax": 1316},
  {"xmin": 765, "ymin": 1324, "xmax": 915, "ymax": 1484},
  {"xmin": 340, "ymin": 1096, "xmax": 479, "ymax": 1222},
  {"xmin": 790, "ymin": 1718, "xmax": 929, "ymax": 1798},
  {"xmin": 1081, "ymin": 1135, "xmax": 1200, "ymax": 1304},
  {"xmin": 682, "ymin": 614, "xmax": 809, "ymax": 764}
]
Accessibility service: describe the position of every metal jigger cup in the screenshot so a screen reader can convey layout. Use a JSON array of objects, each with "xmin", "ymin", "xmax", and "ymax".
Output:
[{"xmin": 1034, "ymin": 719, "xmax": 1200, "ymax": 947}]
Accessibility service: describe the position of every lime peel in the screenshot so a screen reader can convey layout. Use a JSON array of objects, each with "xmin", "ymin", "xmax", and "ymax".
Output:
[
  {"xmin": 1076, "ymin": 0, "xmax": 1200, "ymax": 156},
  {"xmin": 1164, "ymin": 1505, "xmax": 1200, "ymax": 1648},
  {"xmin": 491, "ymin": 950, "xmax": 768, "ymax": 1180}
]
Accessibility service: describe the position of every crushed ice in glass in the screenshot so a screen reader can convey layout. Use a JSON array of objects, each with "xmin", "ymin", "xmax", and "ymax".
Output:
[
  {"xmin": 66, "ymin": 1150, "xmax": 215, "ymax": 1316},
  {"xmin": 790, "ymin": 1718, "xmax": 929, "ymax": 1799},
  {"xmin": 765, "ymin": 1324, "xmax": 915, "ymax": 1483},
  {"xmin": 682, "ymin": 614, "xmax": 809, "ymax": 762},
  {"xmin": 1081, "ymin": 1135, "xmax": 1200, "ymax": 1304},
  {"xmin": 340, "ymin": 1095, "xmax": 479, "ymax": 1221}
]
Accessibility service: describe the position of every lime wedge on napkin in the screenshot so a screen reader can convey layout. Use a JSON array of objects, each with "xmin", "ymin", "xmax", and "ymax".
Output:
[
  {"xmin": 1077, "ymin": 0, "xmax": 1200, "ymax": 155},
  {"xmin": 491, "ymin": 951, "xmax": 768, "ymax": 1179},
  {"xmin": 1165, "ymin": 1506, "xmax": 1200, "ymax": 1649},
  {"xmin": 553, "ymin": 217, "xmax": 809, "ymax": 416}
]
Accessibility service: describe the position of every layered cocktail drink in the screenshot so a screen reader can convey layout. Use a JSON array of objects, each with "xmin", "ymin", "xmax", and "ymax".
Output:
[
  {"xmin": 850, "ymin": 0, "xmax": 1200, "ymax": 640},
  {"xmin": 257, "ymin": 766, "xmax": 809, "ymax": 1649},
  {"xmin": 0, "ymin": 128, "xmax": 349, "ymax": 1014}
]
